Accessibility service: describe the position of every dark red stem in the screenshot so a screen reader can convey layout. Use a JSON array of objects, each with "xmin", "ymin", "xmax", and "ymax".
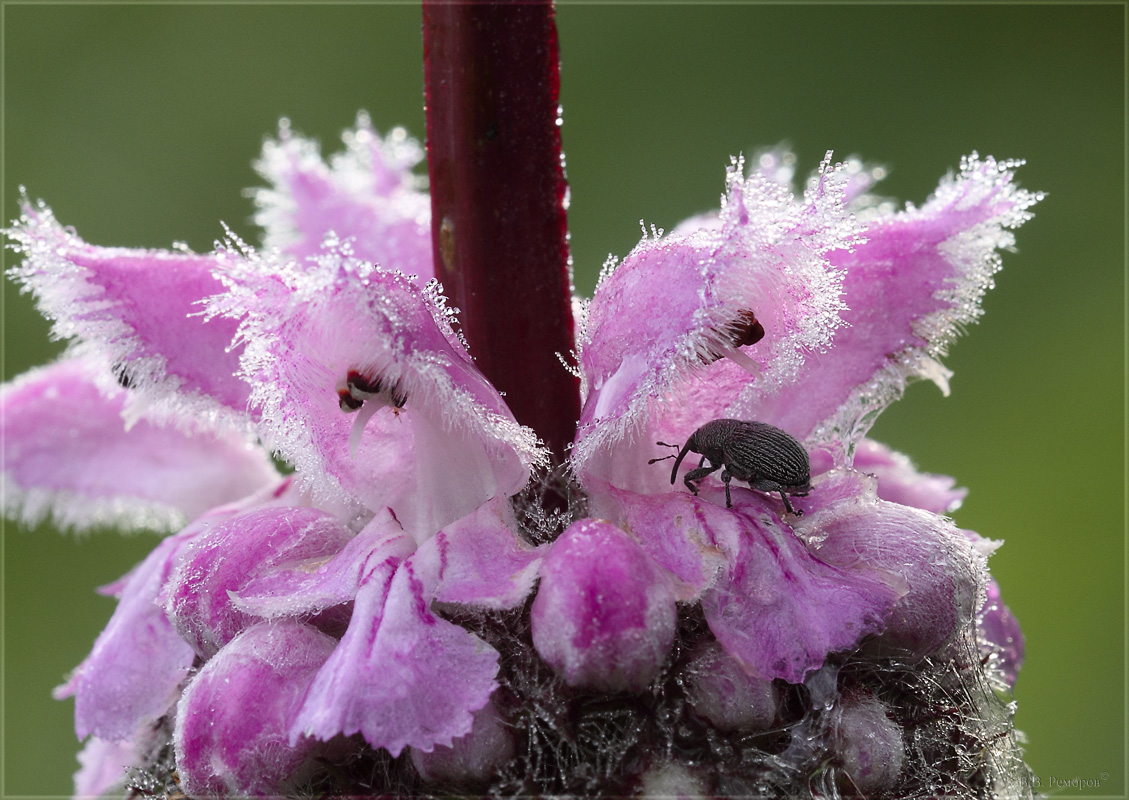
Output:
[{"xmin": 422, "ymin": 0, "xmax": 579, "ymax": 464}]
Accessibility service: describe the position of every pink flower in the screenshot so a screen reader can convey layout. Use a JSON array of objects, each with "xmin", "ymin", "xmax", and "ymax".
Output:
[
  {"xmin": 3, "ymin": 117, "xmax": 1037, "ymax": 796},
  {"xmin": 546, "ymin": 150, "xmax": 1036, "ymax": 696}
]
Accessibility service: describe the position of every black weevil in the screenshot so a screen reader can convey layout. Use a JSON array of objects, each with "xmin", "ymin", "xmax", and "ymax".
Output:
[{"xmin": 649, "ymin": 419, "xmax": 811, "ymax": 514}]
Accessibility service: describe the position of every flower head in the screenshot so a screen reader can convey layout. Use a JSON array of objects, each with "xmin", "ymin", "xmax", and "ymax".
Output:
[{"xmin": 4, "ymin": 115, "xmax": 1038, "ymax": 797}]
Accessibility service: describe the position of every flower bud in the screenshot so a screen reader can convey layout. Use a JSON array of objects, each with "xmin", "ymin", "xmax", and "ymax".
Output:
[
  {"xmin": 409, "ymin": 699, "xmax": 514, "ymax": 785},
  {"xmin": 174, "ymin": 621, "xmax": 336, "ymax": 797},
  {"xmin": 833, "ymin": 691, "xmax": 905, "ymax": 795},
  {"xmin": 684, "ymin": 639, "xmax": 777, "ymax": 731},
  {"xmin": 531, "ymin": 519, "xmax": 676, "ymax": 692}
]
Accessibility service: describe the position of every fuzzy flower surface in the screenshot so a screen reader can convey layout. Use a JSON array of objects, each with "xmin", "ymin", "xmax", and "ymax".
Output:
[{"xmin": 4, "ymin": 116, "xmax": 1037, "ymax": 798}]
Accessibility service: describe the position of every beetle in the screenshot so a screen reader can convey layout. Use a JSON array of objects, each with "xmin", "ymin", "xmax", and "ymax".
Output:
[{"xmin": 649, "ymin": 419, "xmax": 811, "ymax": 514}]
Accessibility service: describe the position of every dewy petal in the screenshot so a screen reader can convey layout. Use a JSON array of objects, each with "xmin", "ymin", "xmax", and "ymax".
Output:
[
  {"xmin": 5, "ymin": 199, "xmax": 250, "ymax": 428},
  {"xmin": 412, "ymin": 497, "xmax": 542, "ymax": 610},
  {"xmin": 698, "ymin": 488, "xmax": 900, "ymax": 683},
  {"xmin": 232, "ymin": 507, "xmax": 413, "ymax": 619},
  {"xmin": 573, "ymin": 154, "xmax": 856, "ymax": 490},
  {"xmin": 967, "ymin": 529, "xmax": 1024, "ymax": 688},
  {"xmin": 253, "ymin": 113, "xmax": 433, "ymax": 281},
  {"xmin": 54, "ymin": 527, "xmax": 197, "ymax": 742},
  {"xmin": 746, "ymin": 154, "xmax": 1041, "ymax": 460},
  {"xmin": 210, "ymin": 241, "xmax": 545, "ymax": 543},
  {"xmin": 838, "ymin": 438, "xmax": 966, "ymax": 514},
  {"xmin": 1, "ymin": 358, "xmax": 278, "ymax": 532},
  {"xmin": 174, "ymin": 621, "xmax": 337, "ymax": 798},
  {"xmin": 73, "ymin": 736, "xmax": 138, "ymax": 799},
  {"xmin": 977, "ymin": 577, "xmax": 1024, "ymax": 689},
  {"xmin": 164, "ymin": 505, "xmax": 356, "ymax": 658},
  {"xmin": 797, "ymin": 470, "xmax": 985, "ymax": 659},
  {"xmin": 56, "ymin": 478, "xmax": 305, "ymax": 743},
  {"xmin": 292, "ymin": 558, "xmax": 499, "ymax": 756}
]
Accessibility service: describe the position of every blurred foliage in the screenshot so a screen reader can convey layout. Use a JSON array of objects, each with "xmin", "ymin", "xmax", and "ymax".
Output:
[{"xmin": 3, "ymin": 4, "xmax": 1123, "ymax": 796}]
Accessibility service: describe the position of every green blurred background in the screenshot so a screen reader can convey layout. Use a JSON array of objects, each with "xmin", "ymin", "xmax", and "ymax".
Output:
[{"xmin": 2, "ymin": 4, "xmax": 1123, "ymax": 796}]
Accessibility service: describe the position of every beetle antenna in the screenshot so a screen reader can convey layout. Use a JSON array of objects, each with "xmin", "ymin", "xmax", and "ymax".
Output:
[{"xmin": 648, "ymin": 440, "xmax": 682, "ymax": 464}]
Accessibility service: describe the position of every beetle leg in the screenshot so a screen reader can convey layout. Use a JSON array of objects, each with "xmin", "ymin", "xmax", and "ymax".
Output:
[
  {"xmin": 720, "ymin": 469, "xmax": 733, "ymax": 508},
  {"xmin": 683, "ymin": 464, "xmax": 720, "ymax": 495},
  {"xmin": 780, "ymin": 491, "xmax": 803, "ymax": 516}
]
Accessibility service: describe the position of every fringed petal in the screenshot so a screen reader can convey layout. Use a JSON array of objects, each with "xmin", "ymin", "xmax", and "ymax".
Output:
[
  {"xmin": 253, "ymin": 113, "xmax": 433, "ymax": 280},
  {"xmin": 1, "ymin": 358, "xmax": 278, "ymax": 532},
  {"xmin": 291, "ymin": 559, "xmax": 499, "ymax": 757},
  {"xmin": 591, "ymin": 482, "xmax": 734, "ymax": 601},
  {"xmin": 164, "ymin": 505, "xmax": 355, "ymax": 658},
  {"xmin": 54, "ymin": 528, "xmax": 197, "ymax": 742},
  {"xmin": 573, "ymin": 154, "xmax": 856, "ymax": 489},
  {"xmin": 5, "ymin": 200, "xmax": 250, "ymax": 428},
  {"xmin": 978, "ymin": 578, "xmax": 1024, "ymax": 689},
  {"xmin": 73, "ymin": 736, "xmax": 138, "ymax": 799},
  {"xmin": 174, "ymin": 621, "xmax": 337, "ymax": 798},
  {"xmin": 844, "ymin": 438, "xmax": 966, "ymax": 513},
  {"xmin": 209, "ymin": 240, "xmax": 545, "ymax": 542},
  {"xmin": 748, "ymin": 154, "xmax": 1041, "ymax": 461}
]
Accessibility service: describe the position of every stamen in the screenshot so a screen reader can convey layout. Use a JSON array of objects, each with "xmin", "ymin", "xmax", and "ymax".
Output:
[
  {"xmin": 338, "ymin": 389, "xmax": 363, "ymax": 412},
  {"xmin": 722, "ymin": 347, "xmax": 762, "ymax": 377},
  {"xmin": 727, "ymin": 309, "xmax": 765, "ymax": 348},
  {"xmin": 703, "ymin": 309, "xmax": 766, "ymax": 370},
  {"xmin": 337, "ymin": 369, "xmax": 409, "ymax": 413},
  {"xmin": 348, "ymin": 401, "xmax": 381, "ymax": 458}
]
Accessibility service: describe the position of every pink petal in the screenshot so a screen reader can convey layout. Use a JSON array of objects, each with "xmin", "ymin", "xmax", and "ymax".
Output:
[
  {"xmin": 292, "ymin": 559, "xmax": 499, "ymax": 756},
  {"xmin": 798, "ymin": 470, "xmax": 983, "ymax": 659},
  {"xmin": 749, "ymin": 154, "xmax": 1041, "ymax": 460},
  {"xmin": 54, "ymin": 527, "xmax": 197, "ymax": 742},
  {"xmin": 530, "ymin": 519, "xmax": 677, "ymax": 692},
  {"xmin": 1, "ymin": 358, "xmax": 278, "ymax": 532},
  {"xmin": 73, "ymin": 736, "xmax": 138, "ymax": 799},
  {"xmin": 573, "ymin": 154, "xmax": 855, "ymax": 487},
  {"xmin": 253, "ymin": 114, "xmax": 433, "ymax": 280},
  {"xmin": 5, "ymin": 200, "xmax": 250, "ymax": 426},
  {"xmin": 174, "ymin": 621, "xmax": 337, "ymax": 798},
  {"xmin": 232, "ymin": 508, "xmax": 415, "ymax": 619},
  {"xmin": 164, "ymin": 505, "xmax": 356, "ymax": 658},
  {"xmin": 210, "ymin": 243, "xmax": 544, "ymax": 541},
  {"xmin": 592, "ymin": 482, "xmax": 734, "ymax": 600},
  {"xmin": 695, "ymin": 486, "xmax": 900, "ymax": 683},
  {"xmin": 413, "ymin": 498, "xmax": 543, "ymax": 610},
  {"xmin": 844, "ymin": 438, "xmax": 966, "ymax": 513},
  {"xmin": 977, "ymin": 575, "xmax": 1024, "ymax": 688}
]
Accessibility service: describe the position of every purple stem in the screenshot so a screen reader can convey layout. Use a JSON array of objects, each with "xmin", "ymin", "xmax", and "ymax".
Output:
[{"xmin": 422, "ymin": 0, "xmax": 580, "ymax": 464}]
